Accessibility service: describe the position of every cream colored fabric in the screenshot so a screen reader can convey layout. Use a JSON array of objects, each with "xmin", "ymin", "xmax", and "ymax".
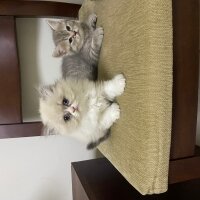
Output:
[{"xmin": 79, "ymin": 0, "xmax": 172, "ymax": 195}]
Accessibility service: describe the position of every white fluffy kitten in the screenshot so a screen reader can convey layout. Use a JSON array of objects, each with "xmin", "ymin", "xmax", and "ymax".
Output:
[{"xmin": 39, "ymin": 74, "xmax": 126, "ymax": 149}]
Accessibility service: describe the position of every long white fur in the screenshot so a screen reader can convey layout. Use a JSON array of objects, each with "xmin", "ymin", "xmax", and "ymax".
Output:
[{"xmin": 39, "ymin": 74, "xmax": 126, "ymax": 147}]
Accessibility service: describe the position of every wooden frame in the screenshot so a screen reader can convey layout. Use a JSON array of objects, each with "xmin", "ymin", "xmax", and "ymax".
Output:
[
  {"xmin": 0, "ymin": 1, "xmax": 80, "ymax": 17},
  {"xmin": 0, "ymin": 0, "xmax": 199, "ymax": 185},
  {"xmin": 169, "ymin": 0, "xmax": 200, "ymax": 184},
  {"xmin": 171, "ymin": 0, "xmax": 199, "ymax": 160}
]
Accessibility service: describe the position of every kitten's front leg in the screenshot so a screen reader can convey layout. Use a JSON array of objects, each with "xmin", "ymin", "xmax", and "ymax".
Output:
[
  {"xmin": 100, "ymin": 103, "xmax": 120, "ymax": 130},
  {"xmin": 87, "ymin": 103, "xmax": 120, "ymax": 150},
  {"xmin": 93, "ymin": 27, "xmax": 104, "ymax": 48},
  {"xmin": 103, "ymin": 74, "xmax": 126, "ymax": 100},
  {"xmin": 89, "ymin": 27, "xmax": 104, "ymax": 61}
]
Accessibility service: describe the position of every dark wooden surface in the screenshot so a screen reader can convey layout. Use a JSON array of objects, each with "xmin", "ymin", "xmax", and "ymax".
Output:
[
  {"xmin": 169, "ymin": 146, "xmax": 200, "ymax": 184},
  {"xmin": 170, "ymin": 0, "xmax": 199, "ymax": 159},
  {"xmin": 0, "ymin": 122, "xmax": 42, "ymax": 138},
  {"xmin": 0, "ymin": 16, "xmax": 21, "ymax": 124},
  {"xmin": 72, "ymin": 166, "xmax": 90, "ymax": 200},
  {"xmin": 0, "ymin": 1, "xmax": 81, "ymax": 17},
  {"xmin": 72, "ymin": 158, "xmax": 200, "ymax": 200}
]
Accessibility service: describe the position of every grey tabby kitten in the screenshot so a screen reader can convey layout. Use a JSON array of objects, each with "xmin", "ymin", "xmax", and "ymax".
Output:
[{"xmin": 47, "ymin": 14, "xmax": 103, "ymax": 80}]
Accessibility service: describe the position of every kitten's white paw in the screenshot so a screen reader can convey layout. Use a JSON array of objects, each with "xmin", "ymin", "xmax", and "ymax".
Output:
[
  {"xmin": 109, "ymin": 103, "xmax": 120, "ymax": 122},
  {"xmin": 113, "ymin": 74, "xmax": 126, "ymax": 96}
]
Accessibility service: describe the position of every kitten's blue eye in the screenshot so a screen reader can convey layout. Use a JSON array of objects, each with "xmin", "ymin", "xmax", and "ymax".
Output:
[
  {"xmin": 66, "ymin": 26, "xmax": 71, "ymax": 31},
  {"xmin": 69, "ymin": 38, "xmax": 73, "ymax": 44},
  {"xmin": 64, "ymin": 113, "xmax": 71, "ymax": 122},
  {"xmin": 63, "ymin": 98, "xmax": 69, "ymax": 106}
]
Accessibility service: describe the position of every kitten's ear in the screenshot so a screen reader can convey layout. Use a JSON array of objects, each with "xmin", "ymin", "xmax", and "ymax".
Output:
[
  {"xmin": 42, "ymin": 125, "xmax": 56, "ymax": 136},
  {"xmin": 52, "ymin": 42, "xmax": 68, "ymax": 57},
  {"xmin": 47, "ymin": 19, "xmax": 61, "ymax": 31},
  {"xmin": 38, "ymin": 85, "xmax": 54, "ymax": 100}
]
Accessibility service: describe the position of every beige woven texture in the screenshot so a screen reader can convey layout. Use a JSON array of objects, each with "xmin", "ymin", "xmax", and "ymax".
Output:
[{"xmin": 79, "ymin": 0, "xmax": 172, "ymax": 195}]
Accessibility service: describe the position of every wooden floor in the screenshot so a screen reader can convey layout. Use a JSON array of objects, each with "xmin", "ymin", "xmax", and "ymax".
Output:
[{"xmin": 72, "ymin": 158, "xmax": 200, "ymax": 200}]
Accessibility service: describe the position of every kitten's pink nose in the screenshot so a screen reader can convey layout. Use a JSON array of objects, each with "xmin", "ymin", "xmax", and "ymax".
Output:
[
  {"xmin": 71, "ymin": 106, "xmax": 78, "ymax": 113},
  {"xmin": 66, "ymin": 105, "xmax": 78, "ymax": 114},
  {"xmin": 71, "ymin": 106, "xmax": 75, "ymax": 113},
  {"xmin": 72, "ymin": 31, "xmax": 78, "ymax": 38}
]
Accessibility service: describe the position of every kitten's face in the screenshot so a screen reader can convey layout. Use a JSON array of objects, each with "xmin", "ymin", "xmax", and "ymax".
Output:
[
  {"xmin": 39, "ymin": 79, "xmax": 87, "ymax": 135},
  {"xmin": 47, "ymin": 19, "xmax": 85, "ymax": 57}
]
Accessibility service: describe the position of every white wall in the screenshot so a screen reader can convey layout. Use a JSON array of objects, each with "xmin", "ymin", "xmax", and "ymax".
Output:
[
  {"xmin": 17, "ymin": 18, "xmax": 63, "ymax": 122},
  {"xmin": 0, "ymin": 1, "xmax": 100, "ymax": 200},
  {"xmin": 0, "ymin": 136, "xmax": 96, "ymax": 200}
]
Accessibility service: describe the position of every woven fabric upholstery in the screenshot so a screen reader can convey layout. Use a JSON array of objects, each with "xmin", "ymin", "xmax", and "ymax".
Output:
[{"xmin": 79, "ymin": 0, "xmax": 172, "ymax": 195}]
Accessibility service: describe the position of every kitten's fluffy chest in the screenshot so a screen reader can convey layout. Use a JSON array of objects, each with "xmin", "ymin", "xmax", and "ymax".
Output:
[
  {"xmin": 88, "ymin": 88, "xmax": 108, "ymax": 110},
  {"xmin": 72, "ymin": 88, "xmax": 109, "ymax": 142},
  {"xmin": 81, "ymin": 89, "xmax": 106, "ymax": 124}
]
